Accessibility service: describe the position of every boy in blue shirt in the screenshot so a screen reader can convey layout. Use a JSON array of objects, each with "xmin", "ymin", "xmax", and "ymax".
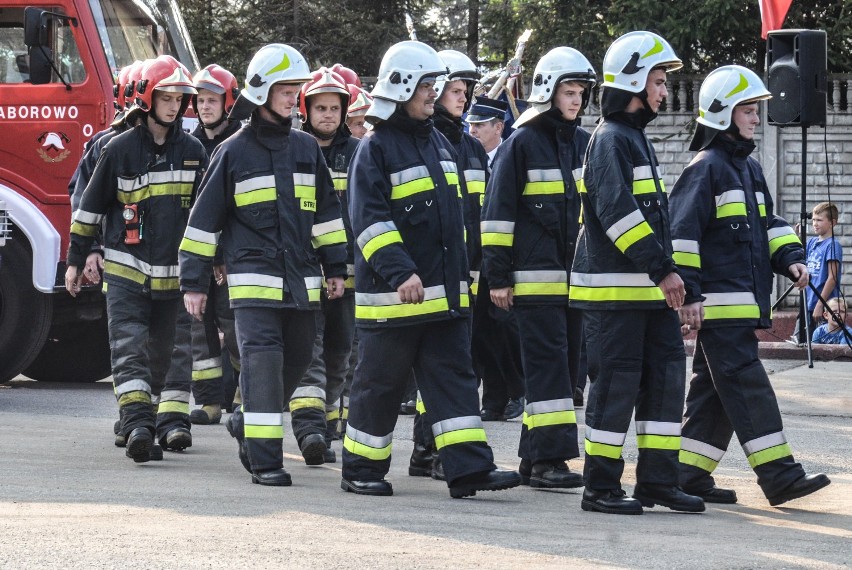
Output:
[
  {"xmin": 812, "ymin": 297, "xmax": 851, "ymax": 345},
  {"xmin": 806, "ymin": 202, "xmax": 842, "ymax": 326}
]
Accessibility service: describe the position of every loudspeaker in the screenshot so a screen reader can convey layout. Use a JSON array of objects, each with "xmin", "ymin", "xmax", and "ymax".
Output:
[{"xmin": 766, "ymin": 29, "xmax": 827, "ymax": 127}]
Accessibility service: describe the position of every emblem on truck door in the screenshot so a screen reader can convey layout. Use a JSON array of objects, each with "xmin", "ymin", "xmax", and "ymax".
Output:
[{"xmin": 36, "ymin": 131, "xmax": 71, "ymax": 163}]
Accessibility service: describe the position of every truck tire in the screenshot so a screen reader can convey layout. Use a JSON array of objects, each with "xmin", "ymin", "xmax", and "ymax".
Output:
[
  {"xmin": 24, "ymin": 317, "xmax": 112, "ymax": 383},
  {"xmin": 0, "ymin": 235, "xmax": 53, "ymax": 383}
]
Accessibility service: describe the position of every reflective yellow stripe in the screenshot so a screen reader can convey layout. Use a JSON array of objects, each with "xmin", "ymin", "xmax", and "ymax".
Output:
[
  {"xmin": 704, "ymin": 304, "xmax": 760, "ymax": 320},
  {"xmin": 716, "ymin": 202, "xmax": 746, "ymax": 218},
  {"xmin": 514, "ymin": 282, "xmax": 569, "ymax": 296},
  {"xmin": 289, "ymin": 397, "xmax": 325, "ymax": 411},
  {"xmin": 679, "ymin": 449, "xmax": 719, "ymax": 473},
  {"xmin": 570, "ymin": 285, "xmax": 664, "ymax": 302},
  {"xmin": 192, "ymin": 368, "xmax": 222, "ymax": 381},
  {"xmin": 362, "ymin": 231, "xmax": 403, "ymax": 261},
  {"xmin": 326, "ymin": 409, "xmax": 340, "ymax": 421},
  {"xmin": 673, "ymin": 252, "xmax": 701, "ymax": 268},
  {"xmin": 747, "ymin": 443, "xmax": 792, "ymax": 468},
  {"xmin": 294, "ymin": 185, "xmax": 316, "ymax": 200},
  {"xmin": 157, "ymin": 401, "xmax": 190, "ymax": 415},
  {"xmin": 523, "ymin": 181, "xmax": 563, "ymax": 195},
  {"xmin": 584, "ymin": 439, "xmax": 622, "ymax": 459},
  {"xmin": 522, "ymin": 410, "xmax": 576, "ymax": 429},
  {"xmin": 481, "ymin": 233, "xmax": 514, "ymax": 247},
  {"xmin": 229, "ymin": 286, "xmax": 282, "ymax": 301},
  {"xmin": 117, "ymin": 183, "xmax": 194, "ymax": 204},
  {"xmin": 768, "ymin": 233, "xmax": 800, "ymax": 256},
  {"xmin": 466, "ymin": 180, "xmax": 485, "ymax": 194},
  {"xmin": 434, "ymin": 427, "xmax": 487, "ymax": 449},
  {"xmin": 245, "ymin": 425, "xmax": 284, "ymax": 439},
  {"xmin": 356, "ymin": 297, "xmax": 449, "ymax": 320},
  {"xmin": 312, "ymin": 229, "xmax": 347, "ymax": 248},
  {"xmin": 180, "ymin": 237, "xmax": 217, "ymax": 257},
  {"xmin": 758, "ymin": 204, "xmax": 766, "ymax": 217},
  {"xmin": 391, "ymin": 177, "xmax": 434, "ymax": 200},
  {"xmin": 415, "ymin": 399, "xmax": 426, "ymax": 414},
  {"xmin": 343, "ymin": 435, "xmax": 392, "ymax": 460},
  {"xmin": 104, "ymin": 260, "xmax": 146, "ymax": 285},
  {"xmin": 614, "ymin": 221, "xmax": 654, "ymax": 253},
  {"xmin": 118, "ymin": 391, "xmax": 151, "ymax": 407},
  {"xmin": 235, "ymin": 187, "xmax": 276, "ymax": 207},
  {"xmin": 151, "ymin": 277, "xmax": 179, "ymax": 291},
  {"xmin": 637, "ymin": 434, "xmax": 681, "ymax": 450},
  {"xmin": 70, "ymin": 221, "xmax": 99, "ymax": 237},
  {"xmin": 632, "ymin": 178, "xmax": 658, "ymax": 195}
]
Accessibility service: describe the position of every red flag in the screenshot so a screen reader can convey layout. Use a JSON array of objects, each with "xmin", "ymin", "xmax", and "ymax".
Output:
[{"xmin": 760, "ymin": 0, "xmax": 794, "ymax": 39}]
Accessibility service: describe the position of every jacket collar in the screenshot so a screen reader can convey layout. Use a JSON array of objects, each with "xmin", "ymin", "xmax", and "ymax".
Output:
[
  {"xmin": 250, "ymin": 112, "xmax": 292, "ymax": 150},
  {"xmin": 383, "ymin": 107, "xmax": 433, "ymax": 139},
  {"xmin": 433, "ymin": 105, "xmax": 463, "ymax": 144}
]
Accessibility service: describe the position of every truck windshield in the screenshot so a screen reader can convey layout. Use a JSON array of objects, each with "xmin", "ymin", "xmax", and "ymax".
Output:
[{"xmin": 89, "ymin": 0, "xmax": 199, "ymax": 79}]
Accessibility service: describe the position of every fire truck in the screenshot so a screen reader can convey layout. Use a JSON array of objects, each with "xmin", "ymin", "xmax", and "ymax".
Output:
[{"xmin": 0, "ymin": 0, "xmax": 199, "ymax": 383}]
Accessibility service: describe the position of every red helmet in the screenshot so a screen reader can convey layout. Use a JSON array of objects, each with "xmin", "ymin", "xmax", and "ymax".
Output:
[
  {"xmin": 347, "ymin": 84, "xmax": 373, "ymax": 117},
  {"xmin": 298, "ymin": 67, "xmax": 350, "ymax": 122},
  {"xmin": 193, "ymin": 64, "xmax": 239, "ymax": 114},
  {"xmin": 330, "ymin": 63, "xmax": 361, "ymax": 88},
  {"xmin": 135, "ymin": 55, "xmax": 196, "ymax": 115},
  {"xmin": 114, "ymin": 61, "xmax": 143, "ymax": 109},
  {"xmin": 123, "ymin": 59, "xmax": 152, "ymax": 109}
]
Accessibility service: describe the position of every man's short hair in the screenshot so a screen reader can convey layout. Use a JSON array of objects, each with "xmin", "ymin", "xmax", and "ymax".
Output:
[{"xmin": 813, "ymin": 201, "xmax": 839, "ymax": 222}]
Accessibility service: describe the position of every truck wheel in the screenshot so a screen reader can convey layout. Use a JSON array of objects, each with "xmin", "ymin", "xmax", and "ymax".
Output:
[
  {"xmin": 0, "ymin": 235, "xmax": 53, "ymax": 383},
  {"xmin": 24, "ymin": 317, "xmax": 112, "ymax": 383}
]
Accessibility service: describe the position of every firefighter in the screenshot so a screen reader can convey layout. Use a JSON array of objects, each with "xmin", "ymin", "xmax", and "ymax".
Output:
[
  {"xmin": 481, "ymin": 47, "xmax": 593, "ymax": 490},
  {"xmin": 66, "ymin": 55, "xmax": 206, "ymax": 464},
  {"xmin": 179, "ymin": 44, "xmax": 348, "ymax": 486},
  {"xmin": 569, "ymin": 31, "xmax": 704, "ymax": 514},
  {"xmin": 346, "ymin": 84, "xmax": 373, "ymax": 140},
  {"xmin": 186, "ymin": 64, "xmax": 243, "ymax": 426},
  {"xmin": 341, "ymin": 40, "xmax": 521, "ymax": 498},
  {"xmin": 670, "ymin": 65, "xmax": 830, "ymax": 506},
  {"xmin": 288, "ymin": 67, "xmax": 359, "ymax": 465}
]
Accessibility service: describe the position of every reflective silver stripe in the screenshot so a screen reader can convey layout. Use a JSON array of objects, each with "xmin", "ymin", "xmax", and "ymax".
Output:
[
  {"xmin": 243, "ymin": 412, "xmax": 283, "ymax": 425},
  {"xmin": 228, "ymin": 273, "xmax": 283, "ymax": 289},
  {"xmin": 527, "ymin": 168, "xmax": 562, "ymax": 182},
  {"xmin": 304, "ymin": 276, "xmax": 322, "ymax": 289},
  {"xmin": 312, "ymin": 218, "xmax": 345, "ymax": 238},
  {"xmin": 742, "ymin": 431, "xmax": 787, "ymax": 456},
  {"xmin": 572, "ymin": 167, "xmax": 583, "ymax": 182},
  {"xmin": 633, "ymin": 165, "xmax": 654, "ymax": 180},
  {"xmin": 715, "ymin": 189, "xmax": 745, "ymax": 207},
  {"xmin": 571, "ymin": 272, "xmax": 656, "ymax": 288},
  {"xmin": 525, "ymin": 398, "xmax": 573, "ymax": 415},
  {"xmin": 585, "ymin": 427, "xmax": 626, "ymax": 446},
  {"xmin": 440, "ymin": 160, "xmax": 458, "ymax": 174},
  {"xmin": 235, "ymin": 175, "xmax": 276, "ymax": 195},
  {"xmin": 703, "ymin": 292, "xmax": 757, "ymax": 307},
  {"xmin": 460, "ymin": 280, "xmax": 469, "ymax": 295},
  {"xmin": 346, "ymin": 263, "xmax": 355, "ymax": 276},
  {"xmin": 513, "ymin": 270, "xmax": 568, "ymax": 284},
  {"xmin": 635, "ymin": 421, "xmax": 680, "ymax": 436},
  {"xmin": 672, "ymin": 239, "xmax": 700, "ymax": 254},
  {"xmin": 73, "ymin": 209, "xmax": 104, "ymax": 225},
  {"xmin": 356, "ymin": 285, "xmax": 446, "ymax": 306},
  {"xmin": 357, "ymin": 221, "xmax": 399, "ymax": 250},
  {"xmin": 480, "ymin": 220, "xmax": 515, "ymax": 234},
  {"xmin": 470, "ymin": 270, "xmax": 480, "ymax": 283},
  {"xmin": 463, "ymin": 169, "xmax": 485, "ymax": 182},
  {"xmin": 605, "ymin": 209, "xmax": 646, "ymax": 243},
  {"xmin": 755, "ymin": 192, "xmax": 766, "ymax": 205},
  {"xmin": 681, "ymin": 437, "xmax": 726, "ymax": 462},
  {"xmin": 193, "ymin": 357, "xmax": 222, "ymax": 371},
  {"xmin": 432, "ymin": 415, "xmax": 483, "ymax": 437},
  {"xmin": 117, "ymin": 169, "xmax": 196, "ymax": 191},
  {"xmin": 184, "ymin": 226, "xmax": 220, "ymax": 245},
  {"xmin": 104, "ymin": 249, "xmax": 178, "ymax": 278},
  {"xmin": 390, "ymin": 165, "xmax": 430, "ymax": 186},
  {"xmin": 345, "ymin": 424, "xmax": 393, "ymax": 448},
  {"xmin": 115, "ymin": 380, "xmax": 151, "ymax": 395},
  {"xmin": 151, "ymin": 394, "xmax": 160, "ymax": 405},
  {"xmin": 291, "ymin": 386, "xmax": 325, "ymax": 399},
  {"xmin": 293, "ymin": 172, "xmax": 316, "ymax": 187},
  {"xmin": 160, "ymin": 390, "xmax": 190, "ymax": 403},
  {"xmin": 768, "ymin": 226, "xmax": 796, "ymax": 240}
]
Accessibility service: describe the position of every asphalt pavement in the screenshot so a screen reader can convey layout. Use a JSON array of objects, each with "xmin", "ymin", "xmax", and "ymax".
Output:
[{"xmin": 1, "ymin": 359, "xmax": 849, "ymax": 569}]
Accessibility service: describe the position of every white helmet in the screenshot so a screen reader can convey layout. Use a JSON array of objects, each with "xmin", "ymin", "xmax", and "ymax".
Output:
[
  {"xmin": 513, "ymin": 46, "xmax": 596, "ymax": 128},
  {"xmin": 229, "ymin": 44, "xmax": 311, "ymax": 120},
  {"xmin": 434, "ymin": 49, "xmax": 480, "ymax": 100},
  {"xmin": 602, "ymin": 31, "xmax": 682, "ymax": 94},
  {"xmin": 697, "ymin": 65, "xmax": 771, "ymax": 130},
  {"xmin": 368, "ymin": 41, "xmax": 447, "ymax": 123}
]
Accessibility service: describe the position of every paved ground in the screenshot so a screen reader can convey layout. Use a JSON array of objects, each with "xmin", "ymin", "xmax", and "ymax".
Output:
[{"xmin": 1, "ymin": 360, "xmax": 850, "ymax": 569}]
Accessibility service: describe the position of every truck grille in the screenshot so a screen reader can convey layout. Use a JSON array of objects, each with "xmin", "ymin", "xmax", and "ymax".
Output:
[{"xmin": 0, "ymin": 200, "xmax": 10, "ymax": 246}]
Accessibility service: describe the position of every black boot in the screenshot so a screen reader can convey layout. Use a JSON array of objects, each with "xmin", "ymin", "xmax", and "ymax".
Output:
[
  {"xmin": 529, "ymin": 461, "xmax": 584, "ymax": 489},
  {"xmin": 767, "ymin": 473, "xmax": 831, "ymax": 506},
  {"xmin": 581, "ymin": 488, "xmax": 643, "ymax": 515},
  {"xmin": 252, "ymin": 468, "xmax": 292, "ymax": 486},
  {"xmin": 632, "ymin": 484, "xmax": 705, "ymax": 512},
  {"xmin": 226, "ymin": 408, "xmax": 251, "ymax": 474},
  {"xmin": 431, "ymin": 452, "xmax": 445, "ymax": 481},
  {"xmin": 300, "ymin": 433, "xmax": 326, "ymax": 466},
  {"xmin": 341, "ymin": 478, "xmax": 393, "ymax": 496},
  {"xmin": 125, "ymin": 427, "xmax": 153, "ymax": 463},
  {"xmin": 682, "ymin": 484, "xmax": 737, "ymax": 504},
  {"xmin": 449, "ymin": 469, "xmax": 522, "ymax": 499},
  {"xmin": 408, "ymin": 443, "xmax": 432, "ymax": 477},
  {"xmin": 114, "ymin": 419, "xmax": 125, "ymax": 448},
  {"xmin": 161, "ymin": 427, "xmax": 192, "ymax": 451}
]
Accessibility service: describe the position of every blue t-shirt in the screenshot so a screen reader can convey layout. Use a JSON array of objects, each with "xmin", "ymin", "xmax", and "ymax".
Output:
[
  {"xmin": 805, "ymin": 236, "xmax": 843, "ymax": 311},
  {"xmin": 812, "ymin": 323, "xmax": 852, "ymax": 344}
]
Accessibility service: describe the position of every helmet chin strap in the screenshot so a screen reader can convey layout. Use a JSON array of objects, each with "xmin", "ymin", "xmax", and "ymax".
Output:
[
  {"xmin": 199, "ymin": 113, "xmax": 227, "ymax": 130},
  {"xmin": 262, "ymin": 100, "xmax": 291, "ymax": 124}
]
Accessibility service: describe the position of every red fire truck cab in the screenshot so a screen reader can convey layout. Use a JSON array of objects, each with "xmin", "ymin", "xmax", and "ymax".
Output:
[{"xmin": 0, "ymin": 0, "xmax": 199, "ymax": 383}]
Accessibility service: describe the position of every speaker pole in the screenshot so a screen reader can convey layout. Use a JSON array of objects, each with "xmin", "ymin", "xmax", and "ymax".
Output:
[{"xmin": 797, "ymin": 124, "xmax": 814, "ymax": 367}]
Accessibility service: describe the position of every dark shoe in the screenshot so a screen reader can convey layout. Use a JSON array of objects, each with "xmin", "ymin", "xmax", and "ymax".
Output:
[
  {"xmin": 300, "ymin": 433, "xmax": 326, "ymax": 466},
  {"xmin": 341, "ymin": 478, "xmax": 393, "ymax": 496},
  {"xmin": 581, "ymin": 488, "xmax": 643, "ymax": 515},
  {"xmin": 125, "ymin": 427, "xmax": 153, "ymax": 463},
  {"xmin": 530, "ymin": 461, "xmax": 584, "ymax": 489},
  {"xmin": 573, "ymin": 387, "xmax": 584, "ymax": 408},
  {"xmin": 226, "ymin": 411, "xmax": 251, "ymax": 474},
  {"xmin": 323, "ymin": 447, "xmax": 337, "ymax": 463},
  {"xmin": 449, "ymin": 469, "xmax": 522, "ymax": 499},
  {"xmin": 114, "ymin": 420, "xmax": 125, "ymax": 448},
  {"xmin": 518, "ymin": 459, "xmax": 531, "ymax": 485},
  {"xmin": 150, "ymin": 442, "xmax": 163, "ymax": 461},
  {"xmin": 162, "ymin": 427, "xmax": 192, "ymax": 451},
  {"xmin": 767, "ymin": 473, "xmax": 831, "ymax": 506},
  {"xmin": 503, "ymin": 397, "xmax": 524, "ymax": 420},
  {"xmin": 399, "ymin": 400, "xmax": 416, "ymax": 415},
  {"xmin": 189, "ymin": 404, "xmax": 222, "ymax": 425},
  {"xmin": 408, "ymin": 443, "xmax": 432, "ymax": 477},
  {"xmin": 683, "ymin": 485, "xmax": 737, "ymax": 504},
  {"xmin": 252, "ymin": 468, "xmax": 292, "ymax": 486},
  {"xmin": 480, "ymin": 408, "xmax": 504, "ymax": 422},
  {"xmin": 431, "ymin": 453, "xmax": 445, "ymax": 482},
  {"xmin": 632, "ymin": 484, "xmax": 705, "ymax": 512}
]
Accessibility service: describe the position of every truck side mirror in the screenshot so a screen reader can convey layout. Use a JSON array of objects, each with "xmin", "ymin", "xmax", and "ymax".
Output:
[
  {"xmin": 28, "ymin": 45, "xmax": 53, "ymax": 84},
  {"xmin": 24, "ymin": 7, "xmax": 49, "ymax": 47}
]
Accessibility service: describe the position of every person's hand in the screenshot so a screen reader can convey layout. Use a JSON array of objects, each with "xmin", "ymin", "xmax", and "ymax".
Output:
[
  {"xmin": 64, "ymin": 265, "xmax": 83, "ymax": 297},
  {"xmin": 679, "ymin": 301, "xmax": 704, "ymax": 331},
  {"xmin": 184, "ymin": 291, "xmax": 208, "ymax": 321},
  {"xmin": 658, "ymin": 272, "xmax": 686, "ymax": 310},
  {"xmin": 327, "ymin": 276, "xmax": 345, "ymax": 300},
  {"xmin": 213, "ymin": 264, "xmax": 227, "ymax": 286},
  {"xmin": 490, "ymin": 286, "xmax": 513, "ymax": 311},
  {"xmin": 397, "ymin": 274, "xmax": 424, "ymax": 304},
  {"xmin": 812, "ymin": 305, "xmax": 823, "ymax": 323},
  {"xmin": 83, "ymin": 252, "xmax": 104, "ymax": 284},
  {"xmin": 788, "ymin": 263, "xmax": 808, "ymax": 289}
]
